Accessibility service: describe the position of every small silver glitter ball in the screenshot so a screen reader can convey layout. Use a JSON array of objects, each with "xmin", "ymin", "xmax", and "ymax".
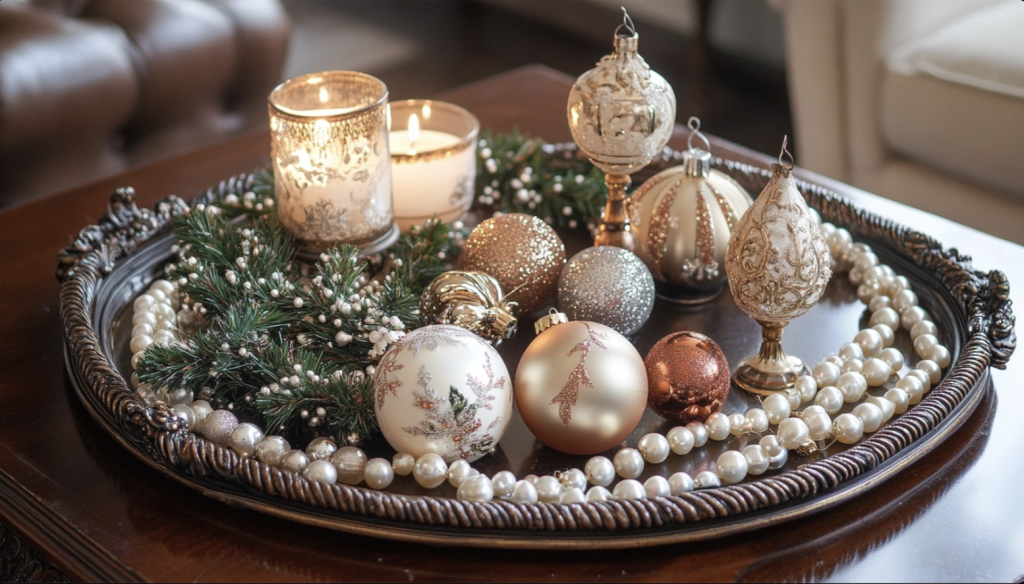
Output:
[
  {"xmin": 200, "ymin": 409, "xmax": 238, "ymax": 447},
  {"xmin": 557, "ymin": 247, "xmax": 655, "ymax": 335}
]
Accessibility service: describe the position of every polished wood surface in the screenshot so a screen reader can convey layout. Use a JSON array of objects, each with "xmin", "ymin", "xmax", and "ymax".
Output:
[{"xmin": 1, "ymin": 65, "xmax": 1022, "ymax": 581}]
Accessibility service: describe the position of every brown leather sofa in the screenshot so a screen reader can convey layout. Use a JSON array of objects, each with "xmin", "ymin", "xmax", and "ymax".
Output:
[{"xmin": 0, "ymin": 0, "xmax": 290, "ymax": 208}]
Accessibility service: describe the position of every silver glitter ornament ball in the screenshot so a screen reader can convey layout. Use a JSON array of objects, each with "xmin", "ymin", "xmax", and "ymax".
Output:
[
  {"xmin": 558, "ymin": 246, "xmax": 655, "ymax": 335},
  {"xmin": 199, "ymin": 409, "xmax": 239, "ymax": 447}
]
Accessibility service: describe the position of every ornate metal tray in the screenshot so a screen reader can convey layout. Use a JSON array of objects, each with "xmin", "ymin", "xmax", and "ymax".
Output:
[{"xmin": 57, "ymin": 154, "xmax": 1015, "ymax": 549}]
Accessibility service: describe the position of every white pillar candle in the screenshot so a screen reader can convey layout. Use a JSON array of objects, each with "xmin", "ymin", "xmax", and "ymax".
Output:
[{"xmin": 389, "ymin": 100, "xmax": 479, "ymax": 231}]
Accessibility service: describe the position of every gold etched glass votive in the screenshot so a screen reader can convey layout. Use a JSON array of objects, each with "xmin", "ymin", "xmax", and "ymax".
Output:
[
  {"xmin": 389, "ymin": 100, "xmax": 479, "ymax": 231},
  {"xmin": 269, "ymin": 71, "xmax": 398, "ymax": 254}
]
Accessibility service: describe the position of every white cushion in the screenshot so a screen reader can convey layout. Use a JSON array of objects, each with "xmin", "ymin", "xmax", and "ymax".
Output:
[{"xmin": 881, "ymin": 2, "xmax": 1024, "ymax": 198}]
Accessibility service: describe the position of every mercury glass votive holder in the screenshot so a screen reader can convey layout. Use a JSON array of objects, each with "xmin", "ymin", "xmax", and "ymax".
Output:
[
  {"xmin": 269, "ymin": 71, "xmax": 398, "ymax": 255},
  {"xmin": 388, "ymin": 100, "xmax": 479, "ymax": 231}
]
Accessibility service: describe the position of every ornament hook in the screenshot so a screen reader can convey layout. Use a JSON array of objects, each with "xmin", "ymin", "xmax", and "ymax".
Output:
[
  {"xmin": 778, "ymin": 135, "xmax": 794, "ymax": 169},
  {"xmin": 687, "ymin": 116, "xmax": 712, "ymax": 153},
  {"xmin": 616, "ymin": 7, "xmax": 637, "ymax": 37}
]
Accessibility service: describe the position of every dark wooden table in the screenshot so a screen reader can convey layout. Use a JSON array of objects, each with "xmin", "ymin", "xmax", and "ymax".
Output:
[{"xmin": 2, "ymin": 65, "xmax": 1022, "ymax": 582}]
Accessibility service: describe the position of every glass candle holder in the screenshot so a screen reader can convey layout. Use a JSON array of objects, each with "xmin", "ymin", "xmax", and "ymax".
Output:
[
  {"xmin": 269, "ymin": 71, "xmax": 398, "ymax": 254},
  {"xmin": 388, "ymin": 100, "xmax": 479, "ymax": 231}
]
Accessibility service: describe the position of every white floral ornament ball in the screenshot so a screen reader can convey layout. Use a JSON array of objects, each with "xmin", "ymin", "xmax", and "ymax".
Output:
[{"xmin": 373, "ymin": 325, "xmax": 513, "ymax": 463}]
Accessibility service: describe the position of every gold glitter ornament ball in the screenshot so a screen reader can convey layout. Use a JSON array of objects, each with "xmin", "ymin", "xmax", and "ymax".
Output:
[
  {"xmin": 645, "ymin": 331, "xmax": 730, "ymax": 425},
  {"xmin": 461, "ymin": 214, "xmax": 566, "ymax": 316},
  {"xmin": 514, "ymin": 318, "xmax": 647, "ymax": 455},
  {"xmin": 558, "ymin": 246, "xmax": 655, "ymax": 336}
]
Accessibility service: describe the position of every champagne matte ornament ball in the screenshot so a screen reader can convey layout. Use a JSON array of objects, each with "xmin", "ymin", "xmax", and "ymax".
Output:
[
  {"xmin": 373, "ymin": 325, "xmax": 513, "ymax": 462},
  {"xmin": 644, "ymin": 331, "xmax": 730, "ymax": 425},
  {"xmin": 514, "ymin": 313, "xmax": 648, "ymax": 455},
  {"xmin": 557, "ymin": 246, "xmax": 655, "ymax": 336},
  {"xmin": 461, "ymin": 213, "xmax": 566, "ymax": 316}
]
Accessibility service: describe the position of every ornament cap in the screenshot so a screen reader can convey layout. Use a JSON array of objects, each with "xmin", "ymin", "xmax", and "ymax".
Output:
[
  {"xmin": 683, "ymin": 117, "xmax": 712, "ymax": 178},
  {"xmin": 534, "ymin": 309, "xmax": 569, "ymax": 335}
]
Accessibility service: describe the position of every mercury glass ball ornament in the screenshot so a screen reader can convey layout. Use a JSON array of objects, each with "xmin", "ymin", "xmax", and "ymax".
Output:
[
  {"xmin": 644, "ymin": 331, "xmax": 730, "ymax": 425},
  {"xmin": 514, "ymin": 312, "xmax": 647, "ymax": 455},
  {"xmin": 373, "ymin": 325, "xmax": 513, "ymax": 463},
  {"xmin": 461, "ymin": 213, "xmax": 566, "ymax": 316},
  {"xmin": 557, "ymin": 246, "xmax": 655, "ymax": 336},
  {"xmin": 725, "ymin": 138, "xmax": 832, "ymax": 396},
  {"xmin": 627, "ymin": 119, "xmax": 754, "ymax": 303}
]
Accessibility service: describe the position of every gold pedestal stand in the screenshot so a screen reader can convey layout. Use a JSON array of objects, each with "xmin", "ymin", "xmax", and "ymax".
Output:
[
  {"xmin": 594, "ymin": 173, "xmax": 637, "ymax": 252},
  {"xmin": 731, "ymin": 320, "xmax": 809, "ymax": 396}
]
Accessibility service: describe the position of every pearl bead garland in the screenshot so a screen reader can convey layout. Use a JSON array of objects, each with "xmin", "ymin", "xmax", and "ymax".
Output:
[{"xmin": 131, "ymin": 217, "xmax": 953, "ymax": 504}]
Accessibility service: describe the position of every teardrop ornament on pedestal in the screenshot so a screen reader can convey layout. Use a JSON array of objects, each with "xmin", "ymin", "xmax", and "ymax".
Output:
[{"xmin": 724, "ymin": 138, "xmax": 832, "ymax": 396}]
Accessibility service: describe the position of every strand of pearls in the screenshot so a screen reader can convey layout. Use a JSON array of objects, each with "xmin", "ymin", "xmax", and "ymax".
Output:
[{"xmin": 129, "ymin": 218, "xmax": 951, "ymax": 505}]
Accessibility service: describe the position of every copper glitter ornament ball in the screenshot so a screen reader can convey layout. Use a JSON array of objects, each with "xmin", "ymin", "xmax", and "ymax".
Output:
[
  {"xmin": 461, "ymin": 213, "xmax": 566, "ymax": 316},
  {"xmin": 645, "ymin": 331, "xmax": 730, "ymax": 425}
]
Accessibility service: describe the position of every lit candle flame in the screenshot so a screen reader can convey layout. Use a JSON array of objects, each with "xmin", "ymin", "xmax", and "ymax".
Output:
[{"xmin": 408, "ymin": 113, "xmax": 420, "ymax": 153}]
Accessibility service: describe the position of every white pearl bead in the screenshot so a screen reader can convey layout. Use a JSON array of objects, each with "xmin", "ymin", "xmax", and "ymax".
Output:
[
  {"xmin": 812, "ymin": 362, "xmax": 840, "ymax": 388},
  {"xmin": 280, "ymin": 449, "xmax": 309, "ymax": 473},
  {"xmin": 849, "ymin": 267, "xmax": 864, "ymax": 286},
  {"xmin": 364, "ymin": 458, "xmax": 395, "ymax": 490},
  {"xmin": 392, "ymin": 452, "xmax": 415, "ymax": 476},
  {"xmin": 878, "ymin": 347, "xmax": 905, "ymax": 372},
  {"xmin": 778, "ymin": 418, "xmax": 810, "ymax": 450},
  {"xmin": 910, "ymin": 320, "xmax": 938, "ymax": 340},
  {"xmin": 302, "ymin": 459, "xmax": 337, "ymax": 484},
  {"xmin": 152, "ymin": 303, "xmax": 175, "ymax": 321},
  {"xmin": 828, "ymin": 229, "xmax": 853, "ymax": 257},
  {"xmin": 841, "ymin": 358, "xmax": 863, "ymax": 374},
  {"xmin": 891, "ymin": 275, "xmax": 910, "ymax": 292},
  {"xmin": 728, "ymin": 413, "xmax": 747, "ymax": 436},
  {"xmin": 510, "ymin": 480, "xmax": 538, "ymax": 504},
  {"xmin": 872, "ymin": 323, "xmax": 895, "ymax": 348},
  {"xmin": 901, "ymin": 306, "xmax": 931, "ymax": 331},
  {"xmin": 150, "ymin": 279, "xmax": 175, "ymax": 295},
  {"xmin": 255, "ymin": 435, "xmax": 290, "ymax": 466},
  {"xmin": 853, "ymin": 402, "xmax": 884, "ymax": 433},
  {"xmin": 866, "ymin": 396, "xmax": 895, "ymax": 422},
  {"xmin": 839, "ymin": 342, "xmax": 865, "ymax": 362},
  {"xmin": 171, "ymin": 403, "xmax": 195, "ymax": 428},
  {"xmin": 558, "ymin": 487, "xmax": 586, "ymax": 504},
  {"xmin": 715, "ymin": 450, "xmax": 749, "ymax": 485},
  {"xmin": 913, "ymin": 333, "xmax": 939, "ymax": 358},
  {"xmin": 535, "ymin": 475, "xmax": 563, "ymax": 502},
  {"xmin": 869, "ymin": 307, "xmax": 900, "ymax": 330},
  {"xmin": 447, "ymin": 459, "xmax": 474, "ymax": 487},
  {"xmin": 820, "ymin": 222, "xmax": 837, "ymax": 236},
  {"xmin": 815, "ymin": 386, "xmax": 844, "ymax": 415},
  {"xmin": 585, "ymin": 456, "xmax": 616, "ymax": 486},
  {"xmin": 491, "ymin": 470, "xmax": 517, "ymax": 497},
  {"xmin": 131, "ymin": 351, "xmax": 145, "ymax": 370},
  {"xmin": 885, "ymin": 388, "xmax": 910, "ymax": 414},
  {"xmin": 666, "ymin": 426, "xmax": 695, "ymax": 455},
  {"xmin": 904, "ymin": 369, "xmax": 931, "ymax": 393},
  {"xmin": 643, "ymin": 475, "xmax": 671, "ymax": 498},
  {"xmin": 868, "ymin": 295, "xmax": 892, "ymax": 313},
  {"xmin": 413, "ymin": 453, "xmax": 448, "ymax": 489},
  {"xmin": 743, "ymin": 445, "xmax": 770, "ymax": 476},
  {"xmin": 147, "ymin": 288, "xmax": 168, "ymax": 304},
  {"xmin": 613, "ymin": 479, "xmax": 646, "ymax": 500},
  {"xmin": 586, "ymin": 486, "xmax": 612, "ymax": 502},
  {"xmin": 916, "ymin": 360, "xmax": 942, "ymax": 384},
  {"xmin": 923, "ymin": 344, "xmax": 951, "ymax": 369},
  {"xmin": 694, "ymin": 471, "xmax": 721, "ymax": 489},
  {"xmin": 131, "ymin": 323, "xmax": 154, "ymax": 338},
  {"xmin": 896, "ymin": 375, "xmax": 925, "ymax": 405},
  {"xmin": 745, "ymin": 409, "xmax": 770, "ymax": 433},
  {"xmin": 862, "ymin": 264, "xmax": 886, "ymax": 285},
  {"xmin": 189, "ymin": 399, "xmax": 213, "ymax": 428},
  {"xmin": 763, "ymin": 393, "xmax": 791, "ymax": 425},
  {"xmin": 834, "ymin": 413, "xmax": 864, "ymax": 444},
  {"xmin": 229, "ymin": 423, "xmax": 264, "ymax": 458},
  {"xmin": 891, "ymin": 289, "xmax": 918, "ymax": 313},
  {"xmin": 152, "ymin": 329, "xmax": 176, "ymax": 346},
  {"xmin": 794, "ymin": 375, "xmax": 818, "ymax": 403},
  {"xmin": 134, "ymin": 294, "xmax": 157, "ymax": 312},
  {"xmin": 861, "ymin": 358, "xmax": 892, "ymax": 387},
  {"xmin": 132, "ymin": 310, "xmax": 157, "ymax": 327},
  {"xmin": 306, "ymin": 437, "xmax": 337, "ymax": 461},
  {"xmin": 669, "ymin": 472, "xmax": 694, "ymax": 494},
  {"xmin": 167, "ymin": 387, "xmax": 192, "ymax": 406},
  {"xmin": 457, "ymin": 475, "xmax": 494, "ymax": 502},
  {"xmin": 524, "ymin": 475, "xmax": 539, "ymax": 484},
  {"xmin": 638, "ymin": 433, "xmax": 670, "ymax": 463},
  {"xmin": 331, "ymin": 446, "xmax": 368, "ymax": 485},
  {"xmin": 853, "ymin": 251, "xmax": 879, "ymax": 273},
  {"xmin": 854, "ymin": 328, "xmax": 883, "ymax": 357},
  {"xmin": 613, "ymin": 448, "xmax": 644, "ymax": 479},
  {"xmin": 686, "ymin": 421, "xmax": 709, "ymax": 447},
  {"xmin": 785, "ymin": 388, "xmax": 802, "ymax": 410},
  {"xmin": 759, "ymin": 435, "xmax": 788, "ymax": 469},
  {"xmin": 802, "ymin": 405, "xmax": 833, "ymax": 441},
  {"xmin": 557, "ymin": 468, "xmax": 587, "ymax": 491},
  {"xmin": 130, "ymin": 334, "xmax": 153, "ymax": 354},
  {"xmin": 706, "ymin": 412, "xmax": 731, "ymax": 441},
  {"xmin": 837, "ymin": 371, "xmax": 868, "ymax": 403}
]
